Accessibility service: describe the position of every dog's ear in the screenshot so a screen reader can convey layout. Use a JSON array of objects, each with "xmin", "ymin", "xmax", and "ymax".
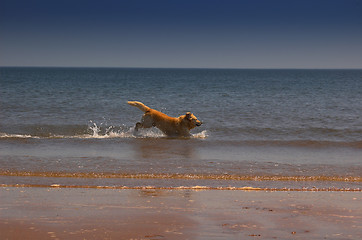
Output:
[{"xmin": 185, "ymin": 112, "xmax": 192, "ymax": 119}]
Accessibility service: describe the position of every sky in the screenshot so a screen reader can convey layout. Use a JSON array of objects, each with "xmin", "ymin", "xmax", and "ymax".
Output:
[{"xmin": 1, "ymin": 0, "xmax": 362, "ymax": 68}]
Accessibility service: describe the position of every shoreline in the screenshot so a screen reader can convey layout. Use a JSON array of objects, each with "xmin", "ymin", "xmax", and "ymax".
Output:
[
  {"xmin": 1, "ymin": 187, "xmax": 361, "ymax": 239},
  {"xmin": 1, "ymin": 184, "xmax": 361, "ymax": 192}
]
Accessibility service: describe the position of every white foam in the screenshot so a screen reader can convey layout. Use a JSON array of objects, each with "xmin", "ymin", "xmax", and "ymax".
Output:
[
  {"xmin": 63, "ymin": 128, "xmax": 207, "ymax": 139},
  {"xmin": 0, "ymin": 133, "xmax": 38, "ymax": 139},
  {"xmin": 0, "ymin": 124, "xmax": 208, "ymax": 140},
  {"xmin": 85, "ymin": 122, "xmax": 165, "ymax": 139},
  {"xmin": 192, "ymin": 130, "xmax": 208, "ymax": 139}
]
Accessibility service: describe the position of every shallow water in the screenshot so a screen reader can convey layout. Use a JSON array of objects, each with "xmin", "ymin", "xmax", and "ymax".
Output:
[{"xmin": 1, "ymin": 68, "xmax": 361, "ymax": 190}]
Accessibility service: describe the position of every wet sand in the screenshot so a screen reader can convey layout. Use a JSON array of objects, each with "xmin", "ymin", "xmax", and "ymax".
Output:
[{"xmin": 1, "ymin": 187, "xmax": 361, "ymax": 240}]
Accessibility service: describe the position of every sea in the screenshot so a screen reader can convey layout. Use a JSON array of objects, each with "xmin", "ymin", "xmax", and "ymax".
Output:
[{"xmin": 1, "ymin": 67, "xmax": 361, "ymax": 191}]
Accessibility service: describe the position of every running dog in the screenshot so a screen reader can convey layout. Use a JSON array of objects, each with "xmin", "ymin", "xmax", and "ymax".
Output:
[{"xmin": 128, "ymin": 101, "xmax": 202, "ymax": 137}]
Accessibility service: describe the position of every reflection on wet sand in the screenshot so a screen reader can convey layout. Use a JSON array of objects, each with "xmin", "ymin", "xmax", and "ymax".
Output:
[
  {"xmin": 138, "ymin": 188, "xmax": 194, "ymax": 199},
  {"xmin": 133, "ymin": 138, "xmax": 198, "ymax": 160}
]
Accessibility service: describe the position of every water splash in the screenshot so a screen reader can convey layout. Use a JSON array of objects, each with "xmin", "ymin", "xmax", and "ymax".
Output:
[
  {"xmin": 86, "ymin": 121, "xmax": 135, "ymax": 138},
  {"xmin": 86, "ymin": 121, "xmax": 207, "ymax": 139},
  {"xmin": 0, "ymin": 121, "xmax": 207, "ymax": 139},
  {"xmin": 89, "ymin": 121, "xmax": 101, "ymax": 137},
  {"xmin": 192, "ymin": 130, "xmax": 208, "ymax": 139}
]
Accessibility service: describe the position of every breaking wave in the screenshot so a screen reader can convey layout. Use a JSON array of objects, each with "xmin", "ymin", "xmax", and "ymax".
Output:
[{"xmin": 0, "ymin": 122, "xmax": 208, "ymax": 140}]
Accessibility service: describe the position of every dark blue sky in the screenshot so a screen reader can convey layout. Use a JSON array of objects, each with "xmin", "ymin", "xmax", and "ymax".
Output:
[{"xmin": 1, "ymin": 0, "xmax": 362, "ymax": 68}]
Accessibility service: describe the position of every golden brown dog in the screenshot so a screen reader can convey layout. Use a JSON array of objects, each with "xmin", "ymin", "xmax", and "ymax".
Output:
[{"xmin": 128, "ymin": 101, "xmax": 202, "ymax": 137}]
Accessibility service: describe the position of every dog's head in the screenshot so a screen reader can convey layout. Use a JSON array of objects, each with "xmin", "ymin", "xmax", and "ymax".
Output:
[{"xmin": 183, "ymin": 112, "xmax": 202, "ymax": 129}]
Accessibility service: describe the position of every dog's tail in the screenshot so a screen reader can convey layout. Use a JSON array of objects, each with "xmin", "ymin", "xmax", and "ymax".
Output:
[{"xmin": 127, "ymin": 101, "xmax": 150, "ymax": 112}]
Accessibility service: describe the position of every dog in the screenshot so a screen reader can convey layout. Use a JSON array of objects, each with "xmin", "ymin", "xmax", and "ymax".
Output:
[{"xmin": 128, "ymin": 101, "xmax": 202, "ymax": 137}]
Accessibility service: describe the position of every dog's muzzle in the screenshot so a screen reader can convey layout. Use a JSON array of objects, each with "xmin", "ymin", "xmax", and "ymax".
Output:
[{"xmin": 196, "ymin": 122, "xmax": 202, "ymax": 127}]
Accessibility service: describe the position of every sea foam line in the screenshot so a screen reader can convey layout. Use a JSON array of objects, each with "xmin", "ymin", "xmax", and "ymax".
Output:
[
  {"xmin": 0, "ymin": 133, "xmax": 39, "ymax": 139},
  {"xmin": 1, "ymin": 184, "xmax": 360, "ymax": 192},
  {"xmin": 1, "ymin": 171, "xmax": 361, "ymax": 182},
  {"xmin": 0, "ymin": 128, "xmax": 208, "ymax": 140}
]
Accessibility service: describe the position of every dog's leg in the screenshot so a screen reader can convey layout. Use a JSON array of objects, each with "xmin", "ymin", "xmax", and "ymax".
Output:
[
  {"xmin": 134, "ymin": 114, "xmax": 153, "ymax": 131},
  {"xmin": 135, "ymin": 122, "xmax": 142, "ymax": 131}
]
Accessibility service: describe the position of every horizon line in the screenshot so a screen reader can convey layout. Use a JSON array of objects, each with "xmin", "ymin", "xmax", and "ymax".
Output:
[{"xmin": 1, "ymin": 66, "xmax": 362, "ymax": 70}]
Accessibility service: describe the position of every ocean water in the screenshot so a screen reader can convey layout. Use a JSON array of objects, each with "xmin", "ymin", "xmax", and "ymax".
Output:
[{"xmin": 1, "ymin": 67, "xmax": 361, "ymax": 190}]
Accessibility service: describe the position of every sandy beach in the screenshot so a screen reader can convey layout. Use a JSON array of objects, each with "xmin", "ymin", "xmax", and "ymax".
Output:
[{"xmin": 1, "ymin": 187, "xmax": 361, "ymax": 240}]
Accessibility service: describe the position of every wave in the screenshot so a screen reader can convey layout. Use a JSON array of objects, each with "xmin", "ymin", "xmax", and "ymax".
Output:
[
  {"xmin": 0, "ymin": 131, "xmax": 209, "ymax": 140},
  {"xmin": 1, "ymin": 131, "xmax": 362, "ymax": 148},
  {"xmin": 1, "ymin": 122, "xmax": 361, "ymax": 148},
  {"xmin": 0, "ymin": 133, "xmax": 36, "ymax": 139},
  {"xmin": 0, "ymin": 122, "xmax": 209, "ymax": 140}
]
